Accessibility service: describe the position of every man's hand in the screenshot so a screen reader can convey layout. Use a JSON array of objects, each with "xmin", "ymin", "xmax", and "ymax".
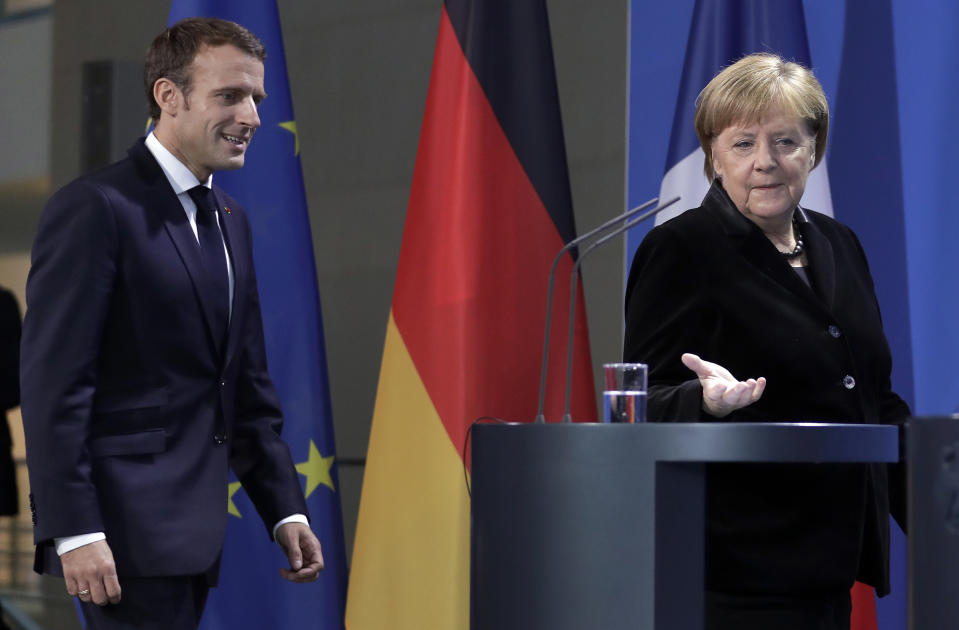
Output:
[
  {"xmin": 61, "ymin": 540, "xmax": 121, "ymax": 606},
  {"xmin": 275, "ymin": 522, "xmax": 324, "ymax": 583},
  {"xmin": 681, "ymin": 352, "xmax": 766, "ymax": 417}
]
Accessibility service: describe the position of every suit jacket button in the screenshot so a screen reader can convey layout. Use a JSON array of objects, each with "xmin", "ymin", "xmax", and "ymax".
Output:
[
  {"xmin": 842, "ymin": 375, "xmax": 856, "ymax": 389},
  {"xmin": 828, "ymin": 325, "xmax": 842, "ymax": 338},
  {"xmin": 213, "ymin": 434, "xmax": 228, "ymax": 445}
]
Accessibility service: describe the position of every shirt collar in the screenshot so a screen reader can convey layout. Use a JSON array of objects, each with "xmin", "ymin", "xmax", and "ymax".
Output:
[{"xmin": 144, "ymin": 132, "xmax": 214, "ymax": 194}]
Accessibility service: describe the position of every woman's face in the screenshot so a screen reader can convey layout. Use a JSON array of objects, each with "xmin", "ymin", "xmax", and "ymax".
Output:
[{"xmin": 710, "ymin": 107, "xmax": 816, "ymax": 230}]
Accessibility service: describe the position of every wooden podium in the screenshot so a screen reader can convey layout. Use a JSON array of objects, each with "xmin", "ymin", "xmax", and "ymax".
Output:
[{"xmin": 469, "ymin": 422, "xmax": 900, "ymax": 630}]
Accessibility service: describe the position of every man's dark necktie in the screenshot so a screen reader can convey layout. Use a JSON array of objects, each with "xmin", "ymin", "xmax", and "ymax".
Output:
[{"xmin": 187, "ymin": 185, "xmax": 229, "ymax": 349}]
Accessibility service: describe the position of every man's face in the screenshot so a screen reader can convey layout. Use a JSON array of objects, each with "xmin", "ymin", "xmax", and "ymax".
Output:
[{"xmin": 162, "ymin": 44, "xmax": 266, "ymax": 181}]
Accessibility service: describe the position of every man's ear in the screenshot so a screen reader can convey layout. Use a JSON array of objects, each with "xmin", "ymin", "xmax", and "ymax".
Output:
[{"xmin": 153, "ymin": 78, "xmax": 181, "ymax": 117}]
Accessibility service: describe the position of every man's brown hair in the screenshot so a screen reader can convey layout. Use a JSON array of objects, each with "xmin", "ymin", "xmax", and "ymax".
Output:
[{"xmin": 144, "ymin": 17, "xmax": 266, "ymax": 121}]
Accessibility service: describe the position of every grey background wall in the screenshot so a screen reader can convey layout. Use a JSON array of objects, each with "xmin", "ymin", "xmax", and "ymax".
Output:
[{"xmin": 1, "ymin": 0, "xmax": 629, "ymax": 561}]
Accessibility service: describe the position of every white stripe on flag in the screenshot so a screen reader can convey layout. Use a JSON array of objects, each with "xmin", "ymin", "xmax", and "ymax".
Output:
[
  {"xmin": 656, "ymin": 149, "xmax": 710, "ymax": 226},
  {"xmin": 799, "ymin": 160, "xmax": 834, "ymax": 217}
]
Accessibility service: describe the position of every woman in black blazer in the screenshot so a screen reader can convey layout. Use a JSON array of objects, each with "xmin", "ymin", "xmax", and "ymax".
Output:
[{"xmin": 624, "ymin": 53, "xmax": 909, "ymax": 630}]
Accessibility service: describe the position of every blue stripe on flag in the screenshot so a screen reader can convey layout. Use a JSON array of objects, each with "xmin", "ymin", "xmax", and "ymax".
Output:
[{"xmin": 893, "ymin": 0, "xmax": 959, "ymax": 419}]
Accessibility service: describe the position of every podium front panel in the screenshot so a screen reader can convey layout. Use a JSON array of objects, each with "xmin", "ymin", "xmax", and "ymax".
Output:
[{"xmin": 470, "ymin": 422, "xmax": 898, "ymax": 630}]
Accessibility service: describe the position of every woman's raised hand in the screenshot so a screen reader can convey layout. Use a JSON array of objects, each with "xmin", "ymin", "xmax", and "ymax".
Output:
[{"xmin": 681, "ymin": 353, "xmax": 766, "ymax": 417}]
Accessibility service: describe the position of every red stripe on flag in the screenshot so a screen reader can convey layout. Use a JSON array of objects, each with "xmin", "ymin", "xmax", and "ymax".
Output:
[
  {"xmin": 392, "ymin": 6, "xmax": 596, "ymax": 459},
  {"xmin": 850, "ymin": 581, "xmax": 878, "ymax": 630}
]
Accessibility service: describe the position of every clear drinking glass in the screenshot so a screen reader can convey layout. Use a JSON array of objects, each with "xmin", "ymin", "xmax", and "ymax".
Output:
[{"xmin": 602, "ymin": 363, "xmax": 648, "ymax": 423}]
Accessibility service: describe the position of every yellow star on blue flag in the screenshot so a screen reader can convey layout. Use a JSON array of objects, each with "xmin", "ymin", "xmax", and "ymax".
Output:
[
  {"xmin": 296, "ymin": 439, "xmax": 335, "ymax": 498},
  {"xmin": 227, "ymin": 481, "xmax": 243, "ymax": 518},
  {"xmin": 279, "ymin": 120, "xmax": 300, "ymax": 155}
]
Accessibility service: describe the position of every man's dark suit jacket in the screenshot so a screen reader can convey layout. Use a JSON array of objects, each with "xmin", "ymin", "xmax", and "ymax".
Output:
[
  {"xmin": 624, "ymin": 181, "xmax": 909, "ymax": 597},
  {"xmin": 20, "ymin": 139, "xmax": 308, "ymax": 579}
]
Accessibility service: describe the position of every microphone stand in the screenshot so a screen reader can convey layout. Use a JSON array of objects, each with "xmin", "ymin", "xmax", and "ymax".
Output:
[
  {"xmin": 534, "ymin": 196, "xmax": 678, "ymax": 423},
  {"xmin": 559, "ymin": 197, "xmax": 679, "ymax": 422}
]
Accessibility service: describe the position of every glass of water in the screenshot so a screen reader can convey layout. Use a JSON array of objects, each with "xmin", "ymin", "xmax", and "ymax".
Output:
[{"xmin": 602, "ymin": 363, "xmax": 648, "ymax": 423}]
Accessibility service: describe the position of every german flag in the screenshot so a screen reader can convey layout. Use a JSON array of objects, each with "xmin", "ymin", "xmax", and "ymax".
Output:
[{"xmin": 345, "ymin": 1, "xmax": 596, "ymax": 627}]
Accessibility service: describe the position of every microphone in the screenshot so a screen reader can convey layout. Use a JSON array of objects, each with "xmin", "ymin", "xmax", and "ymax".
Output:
[
  {"xmin": 533, "ymin": 197, "xmax": 658, "ymax": 423},
  {"xmin": 559, "ymin": 197, "xmax": 679, "ymax": 422},
  {"xmin": 533, "ymin": 196, "xmax": 678, "ymax": 423}
]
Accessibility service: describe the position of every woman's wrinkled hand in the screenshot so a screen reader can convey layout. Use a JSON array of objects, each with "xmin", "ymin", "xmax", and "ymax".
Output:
[{"xmin": 681, "ymin": 353, "xmax": 766, "ymax": 417}]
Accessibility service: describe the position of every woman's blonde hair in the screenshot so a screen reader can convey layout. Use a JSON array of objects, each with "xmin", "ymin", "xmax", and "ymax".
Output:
[{"xmin": 694, "ymin": 53, "xmax": 829, "ymax": 180}]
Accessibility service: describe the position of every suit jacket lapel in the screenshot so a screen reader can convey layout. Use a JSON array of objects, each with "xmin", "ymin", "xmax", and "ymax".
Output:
[
  {"xmin": 128, "ymin": 140, "xmax": 225, "ymax": 358},
  {"xmin": 211, "ymin": 188, "xmax": 246, "ymax": 369}
]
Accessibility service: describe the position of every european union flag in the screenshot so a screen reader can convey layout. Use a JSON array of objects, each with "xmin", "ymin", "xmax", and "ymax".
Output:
[{"xmin": 165, "ymin": 1, "xmax": 347, "ymax": 628}]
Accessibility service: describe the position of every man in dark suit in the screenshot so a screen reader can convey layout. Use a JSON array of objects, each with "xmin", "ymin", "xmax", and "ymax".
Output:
[{"xmin": 20, "ymin": 18, "xmax": 323, "ymax": 628}]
